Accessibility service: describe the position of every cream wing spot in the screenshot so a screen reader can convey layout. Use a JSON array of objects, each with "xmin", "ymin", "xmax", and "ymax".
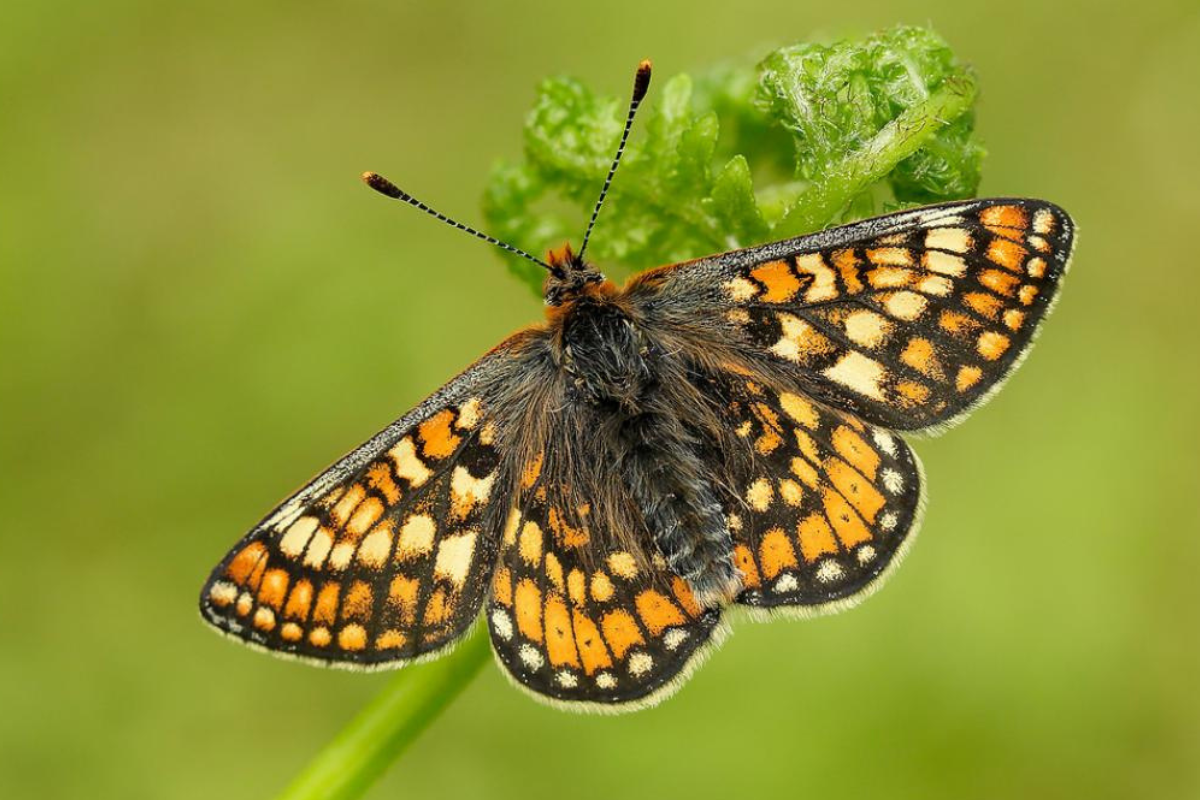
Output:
[
  {"xmin": 279, "ymin": 516, "xmax": 319, "ymax": 557},
  {"xmin": 918, "ymin": 274, "xmax": 954, "ymax": 297},
  {"xmin": 518, "ymin": 521, "xmax": 543, "ymax": 567},
  {"xmin": 457, "ymin": 397, "xmax": 482, "ymax": 430},
  {"xmin": 926, "ymin": 227, "xmax": 971, "ymax": 252},
  {"xmin": 884, "ymin": 291, "xmax": 929, "ymax": 321},
  {"xmin": 795, "ymin": 253, "xmax": 837, "ymax": 302},
  {"xmin": 388, "ymin": 437, "xmax": 431, "ymax": 487},
  {"xmin": 823, "ymin": 352, "xmax": 886, "ymax": 401},
  {"xmin": 303, "ymin": 527, "xmax": 334, "ymax": 568},
  {"xmin": 843, "ymin": 309, "xmax": 892, "ymax": 348},
  {"xmin": 725, "ymin": 277, "xmax": 758, "ymax": 301},
  {"xmin": 771, "ymin": 313, "xmax": 829, "ymax": 363},
  {"xmin": 746, "ymin": 478, "xmax": 775, "ymax": 511},
  {"xmin": 357, "ymin": 526, "xmax": 393, "ymax": 567},
  {"xmin": 1033, "ymin": 208, "xmax": 1056, "ymax": 234},
  {"xmin": 396, "ymin": 514, "xmax": 436, "ymax": 559},
  {"xmin": 329, "ymin": 542, "xmax": 356, "ymax": 570},
  {"xmin": 607, "ymin": 552, "xmax": 638, "ymax": 579},
  {"xmin": 450, "ymin": 467, "xmax": 496, "ymax": 517},
  {"xmin": 923, "ymin": 250, "xmax": 967, "ymax": 276},
  {"xmin": 209, "ymin": 581, "xmax": 238, "ymax": 606},
  {"xmin": 433, "ymin": 531, "xmax": 478, "ymax": 587}
]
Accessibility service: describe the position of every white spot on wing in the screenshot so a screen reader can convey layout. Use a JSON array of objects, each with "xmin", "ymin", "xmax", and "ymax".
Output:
[
  {"xmin": 872, "ymin": 429, "xmax": 898, "ymax": 456},
  {"xmin": 816, "ymin": 560, "xmax": 845, "ymax": 583},
  {"xmin": 628, "ymin": 652, "xmax": 653, "ymax": 677},
  {"xmin": 882, "ymin": 468, "xmax": 904, "ymax": 494},
  {"xmin": 663, "ymin": 628, "xmax": 689, "ymax": 651},
  {"xmin": 491, "ymin": 608, "xmax": 513, "ymax": 641},
  {"xmin": 773, "ymin": 573, "xmax": 799, "ymax": 593},
  {"xmin": 518, "ymin": 644, "xmax": 544, "ymax": 670}
]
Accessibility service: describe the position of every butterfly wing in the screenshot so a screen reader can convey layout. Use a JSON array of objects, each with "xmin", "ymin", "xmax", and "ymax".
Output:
[
  {"xmin": 630, "ymin": 198, "xmax": 1074, "ymax": 432},
  {"xmin": 198, "ymin": 335, "xmax": 537, "ymax": 668},
  {"xmin": 708, "ymin": 370, "xmax": 923, "ymax": 612},
  {"xmin": 486, "ymin": 460, "xmax": 724, "ymax": 711}
]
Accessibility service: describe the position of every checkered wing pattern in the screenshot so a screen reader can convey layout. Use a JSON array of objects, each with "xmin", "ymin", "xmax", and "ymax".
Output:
[
  {"xmin": 487, "ymin": 460, "xmax": 722, "ymax": 710},
  {"xmin": 670, "ymin": 199, "xmax": 1074, "ymax": 432},
  {"xmin": 198, "ymin": 345, "xmax": 524, "ymax": 668},
  {"xmin": 713, "ymin": 371, "xmax": 923, "ymax": 611}
]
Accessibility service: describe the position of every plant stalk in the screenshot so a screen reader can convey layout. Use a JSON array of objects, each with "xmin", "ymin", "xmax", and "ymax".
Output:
[{"xmin": 274, "ymin": 628, "xmax": 492, "ymax": 800}]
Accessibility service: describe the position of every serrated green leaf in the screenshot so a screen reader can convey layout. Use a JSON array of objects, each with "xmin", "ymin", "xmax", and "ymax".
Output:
[{"xmin": 482, "ymin": 25, "xmax": 985, "ymax": 298}]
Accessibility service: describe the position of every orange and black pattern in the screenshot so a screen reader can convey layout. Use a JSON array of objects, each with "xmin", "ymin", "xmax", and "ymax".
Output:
[
  {"xmin": 710, "ymin": 372, "xmax": 922, "ymax": 610},
  {"xmin": 200, "ymin": 195, "xmax": 1072, "ymax": 711},
  {"xmin": 706, "ymin": 199, "xmax": 1072, "ymax": 431},
  {"xmin": 199, "ymin": 359, "xmax": 508, "ymax": 667},
  {"xmin": 487, "ymin": 460, "xmax": 721, "ymax": 708}
]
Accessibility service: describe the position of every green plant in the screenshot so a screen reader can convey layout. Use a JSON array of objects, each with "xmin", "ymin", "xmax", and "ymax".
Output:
[
  {"xmin": 484, "ymin": 24, "xmax": 981, "ymax": 295},
  {"xmin": 277, "ymin": 24, "xmax": 982, "ymax": 800}
]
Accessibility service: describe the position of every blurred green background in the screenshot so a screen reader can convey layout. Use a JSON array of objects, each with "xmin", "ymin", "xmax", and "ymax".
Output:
[{"xmin": 3, "ymin": 1, "xmax": 1198, "ymax": 798}]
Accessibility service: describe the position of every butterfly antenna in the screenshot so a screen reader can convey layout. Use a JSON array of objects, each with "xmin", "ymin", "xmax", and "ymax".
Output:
[
  {"xmin": 577, "ymin": 59, "xmax": 652, "ymax": 262},
  {"xmin": 362, "ymin": 171, "xmax": 554, "ymax": 272}
]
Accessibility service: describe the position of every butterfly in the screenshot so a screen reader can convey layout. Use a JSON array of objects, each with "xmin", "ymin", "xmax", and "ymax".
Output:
[{"xmin": 199, "ymin": 59, "xmax": 1074, "ymax": 712}]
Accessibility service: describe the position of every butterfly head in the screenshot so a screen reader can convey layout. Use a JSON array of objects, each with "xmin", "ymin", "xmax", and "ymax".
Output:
[{"xmin": 544, "ymin": 242, "xmax": 605, "ymax": 306}]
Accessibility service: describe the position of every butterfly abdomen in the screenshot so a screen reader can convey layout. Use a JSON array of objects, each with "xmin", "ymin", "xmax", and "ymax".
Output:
[
  {"xmin": 616, "ymin": 403, "xmax": 739, "ymax": 606},
  {"xmin": 558, "ymin": 297, "xmax": 740, "ymax": 606}
]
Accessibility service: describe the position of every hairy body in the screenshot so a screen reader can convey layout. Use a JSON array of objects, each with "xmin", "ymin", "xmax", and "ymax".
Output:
[{"xmin": 501, "ymin": 266, "xmax": 747, "ymax": 606}]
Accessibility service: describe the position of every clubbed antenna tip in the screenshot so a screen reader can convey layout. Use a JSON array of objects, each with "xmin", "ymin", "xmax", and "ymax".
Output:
[
  {"xmin": 362, "ymin": 171, "xmax": 405, "ymax": 200},
  {"xmin": 633, "ymin": 59, "xmax": 652, "ymax": 102}
]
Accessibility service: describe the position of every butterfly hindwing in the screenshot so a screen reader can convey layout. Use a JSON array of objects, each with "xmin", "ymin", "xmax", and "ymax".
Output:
[
  {"xmin": 705, "ymin": 370, "xmax": 923, "ymax": 611},
  {"xmin": 487, "ymin": 462, "xmax": 723, "ymax": 710},
  {"xmin": 198, "ymin": 340, "xmax": 534, "ymax": 668},
  {"xmin": 638, "ymin": 199, "xmax": 1073, "ymax": 432}
]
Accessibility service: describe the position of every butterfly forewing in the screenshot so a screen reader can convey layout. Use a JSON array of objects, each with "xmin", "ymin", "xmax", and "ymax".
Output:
[
  {"xmin": 198, "ymin": 340, "xmax": 532, "ymax": 668},
  {"xmin": 650, "ymin": 199, "xmax": 1073, "ymax": 432},
  {"xmin": 487, "ymin": 461, "xmax": 723, "ymax": 709}
]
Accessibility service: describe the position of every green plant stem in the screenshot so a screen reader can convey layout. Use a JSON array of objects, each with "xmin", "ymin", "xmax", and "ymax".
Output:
[
  {"xmin": 773, "ymin": 74, "xmax": 979, "ymax": 238},
  {"xmin": 275, "ymin": 628, "xmax": 492, "ymax": 800}
]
